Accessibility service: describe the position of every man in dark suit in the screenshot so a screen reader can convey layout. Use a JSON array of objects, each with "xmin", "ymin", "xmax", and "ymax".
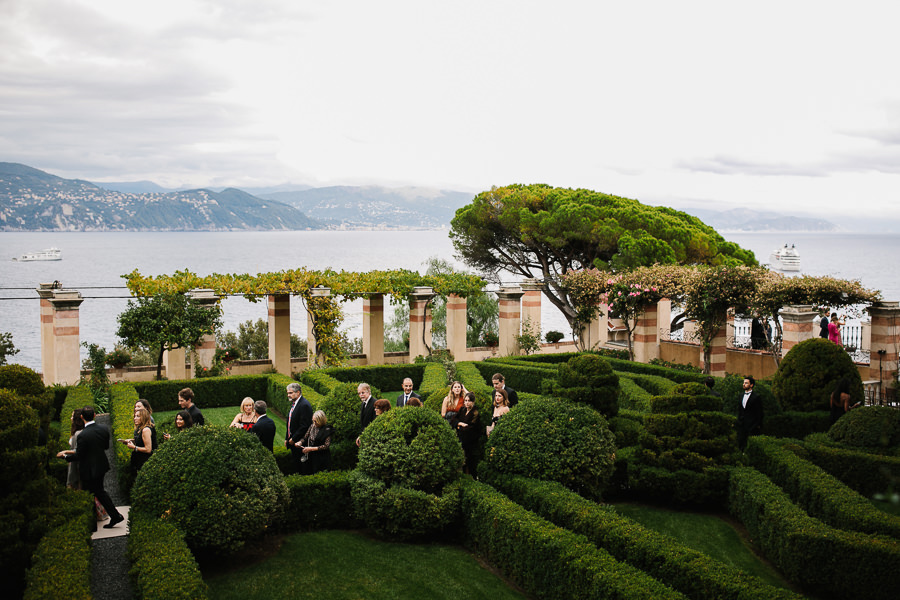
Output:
[
  {"xmin": 820, "ymin": 311, "xmax": 830, "ymax": 338},
  {"xmin": 284, "ymin": 383, "xmax": 312, "ymax": 472},
  {"xmin": 356, "ymin": 382, "xmax": 376, "ymax": 446},
  {"xmin": 249, "ymin": 400, "xmax": 276, "ymax": 452},
  {"xmin": 396, "ymin": 377, "xmax": 421, "ymax": 407},
  {"xmin": 58, "ymin": 406, "xmax": 124, "ymax": 529},
  {"xmin": 178, "ymin": 387, "xmax": 205, "ymax": 427},
  {"xmin": 492, "ymin": 373, "xmax": 519, "ymax": 408},
  {"xmin": 736, "ymin": 376, "xmax": 763, "ymax": 451}
]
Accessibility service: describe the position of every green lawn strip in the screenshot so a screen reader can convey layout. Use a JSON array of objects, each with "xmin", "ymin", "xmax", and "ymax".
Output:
[
  {"xmin": 155, "ymin": 407, "xmax": 288, "ymax": 442},
  {"xmin": 612, "ymin": 502, "xmax": 789, "ymax": 590},
  {"xmin": 204, "ymin": 530, "xmax": 526, "ymax": 600},
  {"xmin": 872, "ymin": 496, "xmax": 900, "ymax": 517}
]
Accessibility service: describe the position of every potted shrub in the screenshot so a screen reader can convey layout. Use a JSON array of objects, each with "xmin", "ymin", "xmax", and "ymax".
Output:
[{"xmin": 545, "ymin": 330, "xmax": 564, "ymax": 344}]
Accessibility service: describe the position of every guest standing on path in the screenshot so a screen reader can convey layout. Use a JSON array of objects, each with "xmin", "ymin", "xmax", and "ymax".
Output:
[
  {"xmin": 124, "ymin": 407, "xmax": 157, "ymax": 474},
  {"xmin": 285, "ymin": 383, "xmax": 313, "ymax": 472},
  {"xmin": 250, "ymin": 400, "xmax": 276, "ymax": 452},
  {"xmin": 736, "ymin": 376, "xmax": 763, "ymax": 451},
  {"xmin": 396, "ymin": 378, "xmax": 421, "ymax": 407},
  {"xmin": 820, "ymin": 310, "xmax": 830, "ymax": 339},
  {"xmin": 58, "ymin": 406, "xmax": 124, "ymax": 529},
  {"xmin": 356, "ymin": 383, "xmax": 376, "ymax": 447},
  {"xmin": 492, "ymin": 373, "xmax": 519, "ymax": 408},
  {"xmin": 178, "ymin": 388, "xmax": 205, "ymax": 426}
]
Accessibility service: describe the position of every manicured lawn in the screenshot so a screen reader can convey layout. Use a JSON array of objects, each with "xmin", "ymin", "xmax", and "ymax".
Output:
[
  {"xmin": 155, "ymin": 407, "xmax": 288, "ymax": 441},
  {"xmin": 612, "ymin": 502, "xmax": 793, "ymax": 590},
  {"xmin": 204, "ymin": 530, "xmax": 527, "ymax": 600}
]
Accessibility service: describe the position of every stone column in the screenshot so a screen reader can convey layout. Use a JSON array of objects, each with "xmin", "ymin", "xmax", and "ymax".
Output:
[
  {"xmin": 362, "ymin": 294, "xmax": 385, "ymax": 365},
  {"xmin": 268, "ymin": 293, "xmax": 292, "ymax": 374},
  {"xmin": 188, "ymin": 289, "xmax": 219, "ymax": 372},
  {"xmin": 408, "ymin": 287, "xmax": 435, "ymax": 361},
  {"xmin": 779, "ymin": 305, "xmax": 819, "ymax": 356},
  {"xmin": 497, "ymin": 286, "xmax": 525, "ymax": 356},
  {"xmin": 445, "ymin": 294, "xmax": 467, "ymax": 360},
  {"xmin": 163, "ymin": 348, "xmax": 190, "ymax": 381},
  {"xmin": 632, "ymin": 302, "xmax": 661, "ymax": 363},
  {"xmin": 657, "ymin": 298, "xmax": 672, "ymax": 341},
  {"xmin": 47, "ymin": 289, "xmax": 84, "ymax": 386},
  {"xmin": 701, "ymin": 316, "xmax": 728, "ymax": 377},
  {"xmin": 725, "ymin": 310, "xmax": 736, "ymax": 348},
  {"xmin": 867, "ymin": 302, "xmax": 900, "ymax": 396},
  {"xmin": 520, "ymin": 278, "xmax": 544, "ymax": 339},
  {"xmin": 36, "ymin": 283, "xmax": 58, "ymax": 385}
]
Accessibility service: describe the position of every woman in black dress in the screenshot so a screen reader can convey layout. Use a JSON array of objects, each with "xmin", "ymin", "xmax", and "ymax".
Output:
[
  {"xmin": 125, "ymin": 407, "xmax": 158, "ymax": 473},
  {"xmin": 298, "ymin": 410, "xmax": 333, "ymax": 475},
  {"xmin": 456, "ymin": 392, "xmax": 481, "ymax": 474}
]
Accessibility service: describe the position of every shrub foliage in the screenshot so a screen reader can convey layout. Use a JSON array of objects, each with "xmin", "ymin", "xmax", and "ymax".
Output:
[
  {"xmin": 772, "ymin": 338, "xmax": 863, "ymax": 412},
  {"xmin": 547, "ymin": 353, "xmax": 620, "ymax": 416},
  {"xmin": 828, "ymin": 405, "xmax": 900, "ymax": 450}
]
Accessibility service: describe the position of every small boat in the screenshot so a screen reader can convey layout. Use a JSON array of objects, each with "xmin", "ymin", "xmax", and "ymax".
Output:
[
  {"xmin": 12, "ymin": 248, "xmax": 62, "ymax": 261},
  {"xmin": 769, "ymin": 243, "xmax": 800, "ymax": 271}
]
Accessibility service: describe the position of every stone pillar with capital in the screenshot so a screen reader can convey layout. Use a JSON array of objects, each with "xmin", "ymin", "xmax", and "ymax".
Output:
[
  {"xmin": 408, "ymin": 287, "xmax": 435, "ymax": 361},
  {"xmin": 497, "ymin": 286, "xmax": 525, "ymax": 356},
  {"xmin": 188, "ymin": 289, "xmax": 220, "ymax": 373},
  {"xmin": 520, "ymin": 278, "xmax": 544, "ymax": 340},
  {"xmin": 363, "ymin": 293, "xmax": 385, "ymax": 365},
  {"xmin": 36, "ymin": 283, "xmax": 58, "ymax": 385},
  {"xmin": 445, "ymin": 294, "xmax": 467, "ymax": 361},
  {"xmin": 47, "ymin": 289, "xmax": 84, "ymax": 386},
  {"xmin": 268, "ymin": 293, "xmax": 292, "ymax": 374},
  {"xmin": 779, "ymin": 305, "xmax": 819, "ymax": 357},
  {"xmin": 867, "ymin": 302, "xmax": 900, "ymax": 397}
]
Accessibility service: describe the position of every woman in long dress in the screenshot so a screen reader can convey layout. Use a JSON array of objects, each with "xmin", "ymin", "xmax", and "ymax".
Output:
[
  {"xmin": 125, "ymin": 407, "xmax": 157, "ymax": 474},
  {"xmin": 828, "ymin": 313, "xmax": 845, "ymax": 347}
]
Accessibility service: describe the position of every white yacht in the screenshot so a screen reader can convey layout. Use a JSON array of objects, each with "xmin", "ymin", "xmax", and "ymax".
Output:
[
  {"xmin": 769, "ymin": 244, "xmax": 800, "ymax": 271},
  {"xmin": 12, "ymin": 248, "xmax": 62, "ymax": 261}
]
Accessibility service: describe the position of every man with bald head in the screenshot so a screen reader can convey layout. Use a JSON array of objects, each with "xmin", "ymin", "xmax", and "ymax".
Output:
[{"xmin": 396, "ymin": 377, "xmax": 421, "ymax": 407}]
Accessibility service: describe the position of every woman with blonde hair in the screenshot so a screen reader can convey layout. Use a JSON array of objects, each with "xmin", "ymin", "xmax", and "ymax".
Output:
[
  {"xmin": 298, "ymin": 410, "xmax": 333, "ymax": 474},
  {"xmin": 124, "ymin": 407, "xmax": 157, "ymax": 474},
  {"xmin": 230, "ymin": 397, "xmax": 258, "ymax": 431},
  {"xmin": 441, "ymin": 381, "xmax": 468, "ymax": 421}
]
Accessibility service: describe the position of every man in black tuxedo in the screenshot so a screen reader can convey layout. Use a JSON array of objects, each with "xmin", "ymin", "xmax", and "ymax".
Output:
[
  {"xmin": 58, "ymin": 406, "xmax": 124, "ymax": 529},
  {"xmin": 736, "ymin": 376, "xmax": 763, "ymax": 451},
  {"xmin": 284, "ymin": 383, "xmax": 313, "ymax": 472},
  {"xmin": 820, "ymin": 311, "xmax": 830, "ymax": 338},
  {"xmin": 249, "ymin": 400, "xmax": 276, "ymax": 452},
  {"xmin": 396, "ymin": 377, "xmax": 421, "ymax": 407},
  {"xmin": 178, "ymin": 387, "xmax": 205, "ymax": 427},
  {"xmin": 492, "ymin": 373, "xmax": 519, "ymax": 408},
  {"xmin": 356, "ymin": 382, "xmax": 376, "ymax": 446}
]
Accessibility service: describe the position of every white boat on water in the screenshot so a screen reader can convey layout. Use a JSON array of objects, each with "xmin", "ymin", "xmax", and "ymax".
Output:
[
  {"xmin": 769, "ymin": 243, "xmax": 800, "ymax": 271},
  {"xmin": 12, "ymin": 248, "xmax": 62, "ymax": 262}
]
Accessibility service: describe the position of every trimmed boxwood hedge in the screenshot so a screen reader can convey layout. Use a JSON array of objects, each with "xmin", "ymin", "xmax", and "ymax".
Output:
[
  {"xmin": 23, "ymin": 513, "xmax": 93, "ymax": 600},
  {"xmin": 133, "ymin": 375, "xmax": 269, "ymax": 412},
  {"xmin": 281, "ymin": 470, "xmax": 362, "ymax": 531},
  {"xmin": 482, "ymin": 470, "xmax": 803, "ymax": 600},
  {"xmin": 795, "ymin": 438, "xmax": 900, "ymax": 496},
  {"xmin": 56, "ymin": 385, "xmax": 94, "ymax": 447},
  {"xmin": 459, "ymin": 477, "xmax": 685, "ymax": 600},
  {"xmin": 110, "ymin": 383, "xmax": 141, "ymax": 493},
  {"xmin": 745, "ymin": 436, "xmax": 900, "ymax": 539},
  {"xmin": 618, "ymin": 376, "xmax": 653, "ymax": 412},
  {"xmin": 299, "ymin": 369, "xmax": 343, "ymax": 396},
  {"xmin": 618, "ymin": 371, "xmax": 678, "ymax": 397},
  {"xmin": 828, "ymin": 405, "xmax": 900, "ymax": 450},
  {"xmin": 418, "ymin": 362, "xmax": 449, "ymax": 398},
  {"xmin": 128, "ymin": 512, "xmax": 208, "ymax": 600},
  {"xmin": 763, "ymin": 411, "xmax": 831, "ymax": 439},
  {"xmin": 301, "ymin": 364, "xmax": 426, "ymax": 396},
  {"xmin": 728, "ymin": 466, "xmax": 900, "ymax": 600},
  {"xmin": 470, "ymin": 359, "xmax": 557, "ymax": 395}
]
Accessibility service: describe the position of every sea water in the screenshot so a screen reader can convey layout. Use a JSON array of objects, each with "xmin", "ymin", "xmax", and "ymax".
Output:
[{"xmin": 1, "ymin": 230, "xmax": 897, "ymax": 370}]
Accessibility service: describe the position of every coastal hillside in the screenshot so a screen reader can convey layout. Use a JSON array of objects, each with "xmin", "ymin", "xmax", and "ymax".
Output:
[{"xmin": 0, "ymin": 163, "xmax": 320, "ymax": 231}]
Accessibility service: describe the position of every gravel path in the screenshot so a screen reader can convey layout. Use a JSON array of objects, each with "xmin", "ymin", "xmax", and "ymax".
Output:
[{"xmin": 90, "ymin": 414, "xmax": 133, "ymax": 600}]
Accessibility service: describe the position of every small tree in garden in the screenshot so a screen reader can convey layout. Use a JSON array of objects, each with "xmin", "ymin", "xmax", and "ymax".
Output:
[
  {"xmin": 0, "ymin": 332, "xmax": 19, "ymax": 366},
  {"xmin": 116, "ymin": 293, "xmax": 222, "ymax": 380},
  {"xmin": 684, "ymin": 265, "xmax": 765, "ymax": 374},
  {"xmin": 772, "ymin": 338, "xmax": 864, "ymax": 412}
]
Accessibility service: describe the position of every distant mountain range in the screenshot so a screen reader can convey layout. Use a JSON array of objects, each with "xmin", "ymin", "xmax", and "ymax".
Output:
[{"xmin": 0, "ymin": 162, "xmax": 836, "ymax": 232}]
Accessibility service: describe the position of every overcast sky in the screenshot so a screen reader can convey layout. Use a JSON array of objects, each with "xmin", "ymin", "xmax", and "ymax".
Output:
[{"xmin": 2, "ymin": 0, "xmax": 900, "ymax": 220}]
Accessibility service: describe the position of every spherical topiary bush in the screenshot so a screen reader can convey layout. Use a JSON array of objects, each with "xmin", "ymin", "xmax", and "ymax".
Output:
[
  {"xmin": 318, "ymin": 381, "xmax": 382, "ymax": 470},
  {"xmin": 548, "ymin": 353, "xmax": 620, "ymax": 416},
  {"xmin": 131, "ymin": 426, "xmax": 288, "ymax": 555},
  {"xmin": 350, "ymin": 407, "xmax": 463, "ymax": 539},
  {"xmin": 772, "ymin": 338, "xmax": 863, "ymax": 412},
  {"xmin": 483, "ymin": 397, "xmax": 616, "ymax": 499},
  {"xmin": 0, "ymin": 390, "xmax": 39, "ymax": 452},
  {"xmin": 828, "ymin": 406, "xmax": 900, "ymax": 450},
  {"xmin": 0, "ymin": 365, "xmax": 45, "ymax": 397}
]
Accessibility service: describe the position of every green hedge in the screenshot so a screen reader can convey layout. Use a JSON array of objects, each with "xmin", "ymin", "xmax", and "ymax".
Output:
[
  {"xmin": 795, "ymin": 438, "xmax": 900, "ymax": 497},
  {"xmin": 133, "ymin": 375, "xmax": 269, "ymax": 412},
  {"xmin": 301, "ymin": 364, "xmax": 426, "ymax": 395},
  {"xmin": 470, "ymin": 360, "xmax": 556, "ymax": 395},
  {"xmin": 110, "ymin": 383, "xmax": 141, "ymax": 494},
  {"xmin": 418, "ymin": 362, "xmax": 449, "ymax": 398},
  {"xmin": 745, "ymin": 436, "xmax": 900, "ymax": 539},
  {"xmin": 298, "ymin": 369, "xmax": 344, "ymax": 396},
  {"xmin": 483, "ymin": 470, "xmax": 802, "ymax": 600},
  {"xmin": 458, "ymin": 477, "xmax": 685, "ymax": 600},
  {"xmin": 281, "ymin": 470, "xmax": 362, "ymax": 531},
  {"xmin": 728, "ymin": 467, "xmax": 900, "ymax": 600},
  {"xmin": 56, "ymin": 386, "xmax": 94, "ymax": 446},
  {"xmin": 763, "ymin": 411, "xmax": 831, "ymax": 439},
  {"xmin": 456, "ymin": 361, "xmax": 494, "ymax": 397},
  {"xmin": 128, "ymin": 512, "xmax": 208, "ymax": 600},
  {"xmin": 617, "ymin": 371, "xmax": 678, "ymax": 397},
  {"xmin": 617, "ymin": 377, "xmax": 653, "ymax": 412},
  {"xmin": 23, "ymin": 492, "xmax": 94, "ymax": 600}
]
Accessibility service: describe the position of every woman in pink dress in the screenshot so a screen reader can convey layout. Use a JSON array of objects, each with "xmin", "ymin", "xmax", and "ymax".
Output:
[{"xmin": 828, "ymin": 312, "xmax": 844, "ymax": 347}]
